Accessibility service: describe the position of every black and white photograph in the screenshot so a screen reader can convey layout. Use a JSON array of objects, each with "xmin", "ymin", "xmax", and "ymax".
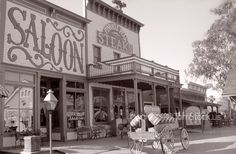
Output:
[{"xmin": 0, "ymin": 0, "xmax": 236, "ymax": 154}]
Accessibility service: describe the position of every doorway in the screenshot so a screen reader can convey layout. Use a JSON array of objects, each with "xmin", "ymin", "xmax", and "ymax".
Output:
[{"xmin": 40, "ymin": 76, "xmax": 61, "ymax": 141}]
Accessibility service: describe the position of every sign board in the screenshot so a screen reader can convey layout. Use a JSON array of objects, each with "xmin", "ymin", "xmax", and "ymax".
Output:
[
  {"xmin": 3, "ymin": 1, "xmax": 85, "ymax": 76},
  {"xmin": 67, "ymin": 111, "xmax": 85, "ymax": 121},
  {"xmin": 185, "ymin": 106, "xmax": 201, "ymax": 126},
  {"xmin": 97, "ymin": 23, "xmax": 133, "ymax": 54},
  {"xmin": 144, "ymin": 105, "xmax": 160, "ymax": 114}
]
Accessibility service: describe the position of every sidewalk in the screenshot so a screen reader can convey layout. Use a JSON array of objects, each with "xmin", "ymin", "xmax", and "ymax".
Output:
[{"xmin": 1, "ymin": 125, "xmax": 236, "ymax": 154}]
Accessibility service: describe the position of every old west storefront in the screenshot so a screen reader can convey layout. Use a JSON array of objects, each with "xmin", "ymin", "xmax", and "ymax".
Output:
[
  {"xmin": 0, "ymin": 0, "xmax": 89, "ymax": 147},
  {"xmin": 0, "ymin": 0, "xmax": 184, "ymax": 148},
  {"xmin": 178, "ymin": 82, "xmax": 220, "ymax": 130},
  {"xmin": 86, "ymin": 0, "xmax": 182, "ymax": 135}
]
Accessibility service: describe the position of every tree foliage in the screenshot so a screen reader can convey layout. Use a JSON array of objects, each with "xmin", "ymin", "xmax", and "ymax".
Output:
[{"xmin": 187, "ymin": 0, "xmax": 236, "ymax": 90}]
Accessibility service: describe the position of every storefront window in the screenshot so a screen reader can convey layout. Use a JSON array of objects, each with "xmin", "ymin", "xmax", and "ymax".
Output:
[
  {"xmin": 93, "ymin": 88, "xmax": 109, "ymax": 123},
  {"xmin": 5, "ymin": 71, "xmax": 34, "ymax": 84},
  {"xmin": 4, "ymin": 71, "xmax": 35, "ymax": 133},
  {"xmin": 66, "ymin": 92, "xmax": 85, "ymax": 129},
  {"xmin": 66, "ymin": 80, "xmax": 85, "ymax": 129},
  {"xmin": 66, "ymin": 81, "xmax": 84, "ymax": 89},
  {"xmin": 4, "ymin": 85, "xmax": 34, "ymax": 133}
]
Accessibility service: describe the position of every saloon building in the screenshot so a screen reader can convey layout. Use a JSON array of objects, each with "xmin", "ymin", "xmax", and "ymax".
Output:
[{"xmin": 0, "ymin": 0, "xmax": 182, "ymax": 148}]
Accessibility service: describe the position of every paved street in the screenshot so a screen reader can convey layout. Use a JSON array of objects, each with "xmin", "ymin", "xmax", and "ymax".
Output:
[
  {"xmin": 49, "ymin": 125, "xmax": 236, "ymax": 154},
  {"xmin": 1, "ymin": 126, "xmax": 235, "ymax": 154}
]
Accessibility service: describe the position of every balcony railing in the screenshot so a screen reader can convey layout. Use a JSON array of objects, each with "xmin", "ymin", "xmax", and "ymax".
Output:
[{"xmin": 88, "ymin": 55, "xmax": 180, "ymax": 83}]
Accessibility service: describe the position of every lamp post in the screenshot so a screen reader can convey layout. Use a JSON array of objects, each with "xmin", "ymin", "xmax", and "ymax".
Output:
[{"xmin": 44, "ymin": 89, "xmax": 58, "ymax": 154}]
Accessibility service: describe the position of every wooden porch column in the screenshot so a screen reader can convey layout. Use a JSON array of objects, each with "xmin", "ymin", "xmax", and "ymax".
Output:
[
  {"xmin": 61, "ymin": 76, "xmax": 66, "ymax": 141},
  {"xmin": 0, "ymin": 97, "xmax": 3, "ymax": 148},
  {"xmin": 179, "ymin": 88, "xmax": 183, "ymax": 127},
  {"xmin": 169, "ymin": 88, "xmax": 176, "ymax": 114},
  {"xmin": 134, "ymin": 78, "xmax": 139, "ymax": 114},
  {"xmin": 153, "ymin": 83, "xmax": 157, "ymax": 106},
  {"xmin": 166, "ymin": 85, "xmax": 170, "ymax": 113},
  {"xmin": 228, "ymin": 99, "xmax": 231, "ymax": 119}
]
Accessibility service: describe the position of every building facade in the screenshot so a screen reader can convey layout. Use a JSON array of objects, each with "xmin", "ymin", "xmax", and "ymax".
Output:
[
  {"xmin": 0, "ymin": 0, "xmax": 182, "ymax": 148},
  {"xmin": 86, "ymin": 0, "xmax": 181, "ymax": 136},
  {"xmin": 0, "ymin": 0, "xmax": 90, "ymax": 147},
  {"xmin": 179, "ymin": 82, "xmax": 219, "ymax": 128}
]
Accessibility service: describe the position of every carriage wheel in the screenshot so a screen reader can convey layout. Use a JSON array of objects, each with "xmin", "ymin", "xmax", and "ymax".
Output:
[
  {"xmin": 180, "ymin": 128, "xmax": 189, "ymax": 149},
  {"xmin": 160, "ymin": 126, "xmax": 175, "ymax": 154},
  {"xmin": 130, "ymin": 139, "xmax": 144, "ymax": 154},
  {"xmin": 128, "ymin": 137, "xmax": 134, "ymax": 148}
]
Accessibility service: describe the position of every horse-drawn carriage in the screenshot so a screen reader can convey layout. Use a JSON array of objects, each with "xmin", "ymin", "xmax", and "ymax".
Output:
[{"xmin": 128, "ymin": 112, "xmax": 189, "ymax": 154}]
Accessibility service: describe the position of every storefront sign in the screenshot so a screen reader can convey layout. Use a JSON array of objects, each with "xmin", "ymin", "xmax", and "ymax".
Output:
[
  {"xmin": 3, "ymin": 1, "xmax": 85, "ymax": 76},
  {"xmin": 67, "ymin": 111, "xmax": 85, "ymax": 121},
  {"xmin": 185, "ymin": 106, "xmax": 201, "ymax": 126},
  {"xmin": 97, "ymin": 23, "xmax": 133, "ymax": 54}
]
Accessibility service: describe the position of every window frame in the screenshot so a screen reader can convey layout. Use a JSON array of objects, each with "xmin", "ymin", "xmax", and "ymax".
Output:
[
  {"xmin": 92, "ymin": 87, "xmax": 110, "ymax": 124},
  {"xmin": 66, "ymin": 80, "xmax": 86, "ymax": 130},
  {"xmin": 93, "ymin": 45, "xmax": 101, "ymax": 64},
  {"xmin": 113, "ymin": 52, "xmax": 120, "ymax": 60},
  {"xmin": 4, "ymin": 70, "xmax": 36, "ymax": 134}
]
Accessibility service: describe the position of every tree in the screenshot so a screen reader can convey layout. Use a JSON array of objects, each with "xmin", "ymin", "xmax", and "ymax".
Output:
[{"xmin": 187, "ymin": 0, "xmax": 236, "ymax": 91}]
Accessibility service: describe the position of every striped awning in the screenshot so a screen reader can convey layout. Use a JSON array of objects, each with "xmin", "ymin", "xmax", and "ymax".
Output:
[{"xmin": 0, "ymin": 84, "xmax": 9, "ymax": 98}]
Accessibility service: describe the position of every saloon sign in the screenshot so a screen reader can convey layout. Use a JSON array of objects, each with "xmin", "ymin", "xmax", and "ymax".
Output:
[
  {"xmin": 3, "ymin": 1, "xmax": 85, "ymax": 76},
  {"xmin": 97, "ymin": 23, "xmax": 133, "ymax": 54}
]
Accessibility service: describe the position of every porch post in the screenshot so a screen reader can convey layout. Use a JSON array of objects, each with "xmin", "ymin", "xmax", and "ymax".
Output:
[
  {"xmin": 200, "ymin": 106, "xmax": 204, "ymax": 133},
  {"xmin": 153, "ymin": 83, "xmax": 157, "ymax": 106},
  {"xmin": 179, "ymin": 88, "xmax": 183, "ymax": 127},
  {"xmin": 61, "ymin": 77, "xmax": 66, "ymax": 141},
  {"xmin": 0, "ymin": 97, "xmax": 3, "ymax": 148},
  {"xmin": 134, "ymin": 78, "xmax": 139, "ymax": 114},
  {"xmin": 167, "ymin": 85, "xmax": 170, "ymax": 113},
  {"xmin": 169, "ymin": 88, "xmax": 175, "ymax": 114},
  {"xmin": 228, "ymin": 99, "xmax": 231, "ymax": 119}
]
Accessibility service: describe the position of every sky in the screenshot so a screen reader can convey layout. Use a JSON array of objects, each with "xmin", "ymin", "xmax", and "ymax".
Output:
[{"xmin": 47, "ymin": 0, "xmax": 223, "ymax": 96}]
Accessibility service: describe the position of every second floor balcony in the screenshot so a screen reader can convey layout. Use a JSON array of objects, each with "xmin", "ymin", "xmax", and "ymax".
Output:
[{"xmin": 88, "ymin": 55, "xmax": 180, "ymax": 84}]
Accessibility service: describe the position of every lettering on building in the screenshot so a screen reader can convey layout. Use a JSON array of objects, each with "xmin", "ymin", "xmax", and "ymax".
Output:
[
  {"xmin": 4, "ymin": 2, "xmax": 85, "ymax": 75},
  {"xmin": 97, "ymin": 23, "xmax": 133, "ymax": 54}
]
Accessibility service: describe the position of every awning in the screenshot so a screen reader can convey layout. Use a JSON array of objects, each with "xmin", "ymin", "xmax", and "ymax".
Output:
[
  {"xmin": 181, "ymin": 98, "xmax": 220, "ymax": 107},
  {"xmin": 0, "ymin": 84, "xmax": 9, "ymax": 98},
  {"xmin": 222, "ymin": 68, "xmax": 236, "ymax": 97}
]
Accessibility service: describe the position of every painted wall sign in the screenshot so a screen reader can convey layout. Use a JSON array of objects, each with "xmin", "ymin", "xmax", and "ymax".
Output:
[
  {"xmin": 97, "ymin": 23, "xmax": 133, "ymax": 54},
  {"xmin": 3, "ymin": 1, "xmax": 85, "ymax": 76}
]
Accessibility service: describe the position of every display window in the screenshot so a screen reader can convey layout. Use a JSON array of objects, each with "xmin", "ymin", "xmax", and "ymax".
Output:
[
  {"xmin": 93, "ymin": 88, "xmax": 109, "ymax": 123},
  {"xmin": 66, "ymin": 81, "xmax": 85, "ymax": 129},
  {"xmin": 4, "ymin": 71, "xmax": 35, "ymax": 133}
]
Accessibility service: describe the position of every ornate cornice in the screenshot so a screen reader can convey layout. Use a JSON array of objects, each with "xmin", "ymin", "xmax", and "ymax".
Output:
[{"xmin": 87, "ymin": 0, "xmax": 144, "ymax": 33}]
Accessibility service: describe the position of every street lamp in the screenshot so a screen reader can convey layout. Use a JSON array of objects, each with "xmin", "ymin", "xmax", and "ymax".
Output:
[{"xmin": 44, "ymin": 89, "xmax": 58, "ymax": 154}]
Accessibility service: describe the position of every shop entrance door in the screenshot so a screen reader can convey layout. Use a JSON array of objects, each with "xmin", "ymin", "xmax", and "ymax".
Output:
[
  {"xmin": 113, "ymin": 88, "xmax": 125, "ymax": 119},
  {"xmin": 40, "ymin": 76, "xmax": 60, "ymax": 141}
]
